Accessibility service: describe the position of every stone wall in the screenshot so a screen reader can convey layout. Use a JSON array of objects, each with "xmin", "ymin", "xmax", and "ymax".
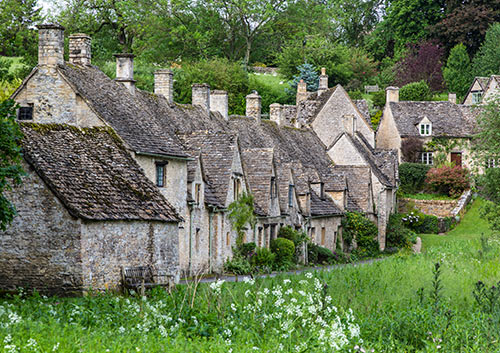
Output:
[
  {"xmin": 310, "ymin": 216, "xmax": 342, "ymax": 252},
  {"xmin": 0, "ymin": 162, "xmax": 83, "ymax": 294},
  {"xmin": 80, "ymin": 220, "xmax": 179, "ymax": 290},
  {"xmin": 399, "ymin": 198, "xmax": 458, "ymax": 218}
]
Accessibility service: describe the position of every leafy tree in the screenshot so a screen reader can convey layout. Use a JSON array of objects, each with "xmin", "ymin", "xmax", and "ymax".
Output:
[
  {"xmin": 443, "ymin": 43, "xmax": 473, "ymax": 99},
  {"xmin": 395, "ymin": 41, "xmax": 445, "ymax": 92},
  {"xmin": 346, "ymin": 48, "xmax": 378, "ymax": 90},
  {"xmin": 0, "ymin": 0, "xmax": 42, "ymax": 57},
  {"xmin": 398, "ymin": 162, "xmax": 431, "ymax": 194},
  {"xmin": 227, "ymin": 192, "xmax": 256, "ymax": 247},
  {"xmin": 399, "ymin": 80, "xmax": 433, "ymax": 101},
  {"xmin": 432, "ymin": 0, "xmax": 500, "ymax": 56},
  {"xmin": 0, "ymin": 100, "xmax": 25, "ymax": 231},
  {"xmin": 277, "ymin": 38, "xmax": 352, "ymax": 85},
  {"xmin": 472, "ymin": 23, "xmax": 500, "ymax": 77}
]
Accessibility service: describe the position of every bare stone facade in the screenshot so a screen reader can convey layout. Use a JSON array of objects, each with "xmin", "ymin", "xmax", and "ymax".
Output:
[{"xmin": 399, "ymin": 198, "xmax": 459, "ymax": 218}]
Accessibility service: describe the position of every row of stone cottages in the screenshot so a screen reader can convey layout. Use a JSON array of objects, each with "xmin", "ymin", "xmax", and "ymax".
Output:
[{"xmin": 0, "ymin": 24, "xmax": 481, "ymax": 294}]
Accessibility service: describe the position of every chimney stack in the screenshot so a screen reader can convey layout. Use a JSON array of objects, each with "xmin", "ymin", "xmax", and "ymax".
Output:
[
  {"xmin": 37, "ymin": 24, "xmax": 65, "ymax": 67},
  {"xmin": 69, "ymin": 33, "xmax": 91, "ymax": 66},
  {"xmin": 296, "ymin": 79, "xmax": 308, "ymax": 104},
  {"xmin": 192, "ymin": 83, "xmax": 210, "ymax": 114},
  {"xmin": 270, "ymin": 103, "xmax": 284, "ymax": 126},
  {"xmin": 386, "ymin": 86, "xmax": 399, "ymax": 103},
  {"xmin": 154, "ymin": 69, "xmax": 174, "ymax": 103},
  {"xmin": 448, "ymin": 92, "xmax": 457, "ymax": 104},
  {"xmin": 210, "ymin": 90, "xmax": 229, "ymax": 120},
  {"xmin": 246, "ymin": 91, "xmax": 261, "ymax": 121},
  {"xmin": 318, "ymin": 67, "xmax": 328, "ymax": 94},
  {"xmin": 114, "ymin": 53, "xmax": 135, "ymax": 93}
]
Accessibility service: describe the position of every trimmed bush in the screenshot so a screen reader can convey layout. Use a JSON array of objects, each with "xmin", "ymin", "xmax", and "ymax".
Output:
[
  {"xmin": 399, "ymin": 80, "xmax": 432, "ymax": 101},
  {"xmin": 270, "ymin": 238, "xmax": 295, "ymax": 267},
  {"xmin": 399, "ymin": 163, "xmax": 431, "ymax": 194},
  {"xmin": 415, "ymin": 214, "xmax": 439, "ymax": 234},
  {"xmin": 308, "ymin": 243, "xmax": 336, "ymax": 264},
  {"xmin": 342, "ymin": 212, "xmax": 379, "ymax": 256}
]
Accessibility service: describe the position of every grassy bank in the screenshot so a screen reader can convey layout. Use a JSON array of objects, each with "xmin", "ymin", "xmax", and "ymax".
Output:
[{"xmin": 1, "ymin": 199, "xmax": 499, "ymax": 352}]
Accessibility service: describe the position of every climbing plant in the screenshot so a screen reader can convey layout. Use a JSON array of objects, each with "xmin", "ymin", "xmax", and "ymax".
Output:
[{"xmin": 227, "ymin": 192, "xmax": 256, "ymax": 247}]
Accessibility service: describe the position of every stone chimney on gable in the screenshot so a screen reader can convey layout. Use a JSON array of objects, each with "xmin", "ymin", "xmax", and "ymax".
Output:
[
  {"xmin": 192, "ymin": 83, "xmax": 210, "ymax": 114},
  {"xmin": 154, "ymin": 69, "xmax": 174, "ymax": 103},
  {"xmin": 270, "ymin": 103, "xmax": 284, "ymax": 126},
  {"xmin": 69, "ymin": 34, "xmax": 91, "ymax": 66},
  {"xmin": 37, "ymin": 24, "xmax": 65, "ymax": 67},
  {"xmin": 318, "ymin": 67, "xmax": 328, "ymax": 95},
  {"xmin": 246, "ymin": 91, "xmax": 261, "ymax": 121},
  {"xmin": 210, "ymin": 90, "xmax": 229, "ymax": 120},
  {"xmin": 114, "ymin": 53, "xmax": 135, "ymax": 93},
  {"xmin": 296, "ymin": 79, "xmax": 308, "ymax": 104},
  {"xmin": 448, "ymin": 92, "xmax": 457, "ymax": 104},
  {"xmin": 386, "ymin": 86, "xmax": 399, "ymax": 103}
]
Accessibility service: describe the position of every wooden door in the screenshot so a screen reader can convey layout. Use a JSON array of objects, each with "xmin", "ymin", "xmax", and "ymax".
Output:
[{"xmin": 451, "ymin": 152, "xmax": 462, "ymax": 167}]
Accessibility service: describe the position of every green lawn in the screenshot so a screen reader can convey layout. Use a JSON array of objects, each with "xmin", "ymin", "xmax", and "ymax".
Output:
[
  {"xmin": 1, "ymin": 198, "xmax": 499, "ymax": 352},
  {"xmin": 402, "ymin": 192, "xmax": 456, "ymax": 201}
]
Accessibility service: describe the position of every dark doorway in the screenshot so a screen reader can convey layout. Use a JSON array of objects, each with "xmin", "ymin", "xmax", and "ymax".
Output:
[{"xmin": 451, "ymin": 152, "xmax": 462, "ymax": 167}]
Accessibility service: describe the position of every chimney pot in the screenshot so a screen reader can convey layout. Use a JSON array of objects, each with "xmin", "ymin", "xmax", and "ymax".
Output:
[
  {"xmin": 114, "ymin": 53, "xmax": 135, "ymax": 93},
  {"xmin": 386, "ymin": 86, "xmax": 399, "ymax": 103},
  {"xmin": 246, "ymin": 91, "xmax": 261, "ymax": 121},
  {"xmin": 154, "ymin": 69, "xmax": 174, "ymax": 103},
  {"xmin": 296, "ymin": 79, "xmax": 308, "ymax": 104},
  {"xmin": 37, "ymin": 24, "xmax": 65, "ymax": 67},
  {"xmin": 210, "ymin": 90, "xmax": 229, "ymax": 120},
  {"xmin": 69, "ymin": 33, "xmax": 91, "ymax": 66},
  {"xmin": 192, "ymin": 83, "xmax": 210, "ymax": 114},
  {"xmin": 318, "ymin": 67, "xmax": 328, "ymax": 94},
  {"xmin": 448, "ymin": 92, "xmax": 457, "ymax": 104}
]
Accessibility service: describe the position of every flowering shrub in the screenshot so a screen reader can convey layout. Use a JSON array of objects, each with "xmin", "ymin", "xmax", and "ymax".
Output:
[{"xmin": 425, "ymin": 165, "xmax": 470, "ymax": 197}]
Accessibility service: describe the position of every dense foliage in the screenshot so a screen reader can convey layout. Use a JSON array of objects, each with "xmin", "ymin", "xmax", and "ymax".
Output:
[
  {"xmin": 425, "ymin": 165, "xmax": 470, "ymax": 197},
  {"xmin": 341, "ymin": 212, "xmax": 379, "ymax": 257},
  {"xmin": 399, "ymin": 163, "xmax": 431, "ymax": 194},
  {"xmin": 386, "ymin": 213, "xmax": 417, "ymax": 249},
  {"xmin": 443, "ymin": 43, "xmax": 473, "ymax": 99},
  {"xmin": 0, "ymin": 99, "xmax": 24, "ymax": 231},
  {"xmin": 472, "ymin": 23, "xmax": 500, "ymax": 77},
  {"xmin": 270, "ymin": 237, "xmax": 295, "ymax": 269}
]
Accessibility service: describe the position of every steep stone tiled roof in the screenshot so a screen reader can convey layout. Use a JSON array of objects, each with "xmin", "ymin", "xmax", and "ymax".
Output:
[
  {"xmin": 179, "ymin": 131, "xmax": 238, "ymax": 208},
  {"xmin": 310, "ymin": 189, "xmax": 343, "ymax": 217},
  {"xmin": 389, "ymin": 101, "xmax": 476, "ymax": 138},
  {"xmin": 240, "ymin": 148, "xmax": 274, "ymax": 216},
  {"xmin": 354, "ymin": 99, "xmax": 373, "ymax": 128},
  {"xmin": 57, "ymin": 64, "xmax": 188, "ymax": 158},
  {"xmin": 333, "ymin": 165, "xmax": 372, "ymax": 214},
  {"xmin": 20, "ymin": 123, "xmax": 180, "ymax": 222}
]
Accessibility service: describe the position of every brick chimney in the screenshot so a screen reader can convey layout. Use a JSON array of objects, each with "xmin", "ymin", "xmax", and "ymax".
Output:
[
  {"xmin": 114, "ymin": 53, "xmax": 135, "ymax": 93},
  {"xmin": 192, "ymin": 83, "xmax": 210, "ymax": 114},
  {"xmin": 154, "ymin": 69, "xmax": 174, "ymax": 103},
  {"xmin": 386, "ymin": 86, "xmax": 399, "ymax": 103},
  {"xmin": 69, "ymin": 33, "xmax": 91, "ymax": 66},
  {"xmin": 318, "ymin": 67, "xmax": 328, "ymax": 94},
  {"xmin": 448, "ymin": 92, "xmax": 457, "ymax": 104},
  {"xmin": 246, "ymin": 91, "xmax": 261, "ymax": 121},
  {"xmin": 37, "ymin": 24, "xmax": 65, "ymax": 67},
  {"xmin": 210, "ymin": 90, "xmax": 228, "ymax": 120},
  {"xmin": 296, "ymin": 79, "xmax": 308, "ymax": 104},
  {"xmin": 270, "ymin": 103, "xmax": 284, "ymax": 126}
]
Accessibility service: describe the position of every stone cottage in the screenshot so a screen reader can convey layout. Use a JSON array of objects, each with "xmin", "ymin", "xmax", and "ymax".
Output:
[
  {"xmin": 376, "ymin": 86, "xmax": 477, "ymax": 169},
  {"xmin": 0, "ymin": 124, "xmax": 180, "ymax": 294}
]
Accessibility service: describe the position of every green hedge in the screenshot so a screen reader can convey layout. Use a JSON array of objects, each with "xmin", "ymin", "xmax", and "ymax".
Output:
[
  {"xmin": 342, "ymin": 212, "xmax": 379, "ymax": 256},
  {"xmin": 270, "ymin": 238, "xmax": 295, "ymax": 267},
  {"xmin": 399, "ymin": 163, "xmax": 431, "ymax": 194}
]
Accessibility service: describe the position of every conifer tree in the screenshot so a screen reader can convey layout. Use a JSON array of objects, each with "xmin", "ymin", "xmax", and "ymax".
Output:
[
  {"xmin": 287, "ymin": 63, "xmax": 319, "ymax": 95},
  {"xmin": 443, "ymin": 43, "xmax": 473, "ymax": 99}
]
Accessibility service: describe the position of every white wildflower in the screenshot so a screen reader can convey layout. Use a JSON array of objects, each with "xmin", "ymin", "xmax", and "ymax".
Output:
[{"xmin": 305, "ymin": 272, "xmax": 313, "ymax": 279}]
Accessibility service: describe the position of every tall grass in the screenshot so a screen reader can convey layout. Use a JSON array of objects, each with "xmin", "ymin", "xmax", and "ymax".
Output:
[{"xmin": 1, "ymin": 198, "xmax": 499, "ymax": 352}]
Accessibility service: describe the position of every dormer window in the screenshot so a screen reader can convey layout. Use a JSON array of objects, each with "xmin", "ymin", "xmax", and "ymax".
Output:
[
  {"xmin": 419, "ymin": 123, "xmax": 431, "ymax": 136},
  {"xmin": 472, "ymin": 91, "xmax": 482, "ymax": 104},
  {"xmin": 18, "ymin": 104, "xmax": 33, "ymax": 120},
  {"xmin": 156, "ymin": 162, "xmax": 167, "ymax": 187}
]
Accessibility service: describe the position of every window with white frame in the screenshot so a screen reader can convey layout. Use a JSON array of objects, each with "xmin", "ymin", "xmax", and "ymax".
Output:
[
  {"xmin": 472, "ymin": 91, "xmax": 482, "ymax": 104},
  {"xmin": 419, "ymin": 123, "xmax": 431, "ymax": 136},
  {"xmin": 421, "ymin": 152, "xmax": 433, "ymax": 165}
]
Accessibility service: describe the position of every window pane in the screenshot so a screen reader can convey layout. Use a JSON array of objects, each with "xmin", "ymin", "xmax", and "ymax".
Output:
[
  {"xmin": 19, "ymin": 106, "xmax": 33, "ymax": 120},
  {"xmin": 156, "ymin": 165, "xmax": 164, "ymax": 187}
]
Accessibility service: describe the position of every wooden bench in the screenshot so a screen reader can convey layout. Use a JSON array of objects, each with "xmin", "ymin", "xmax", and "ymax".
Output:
[
  {"xmin": 364, "ymin": 84, "xmax": 380, "ymax": 93},
  {"xmin": 121, "ymin": 266, "xmax": 174, "ymax": 295}
]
